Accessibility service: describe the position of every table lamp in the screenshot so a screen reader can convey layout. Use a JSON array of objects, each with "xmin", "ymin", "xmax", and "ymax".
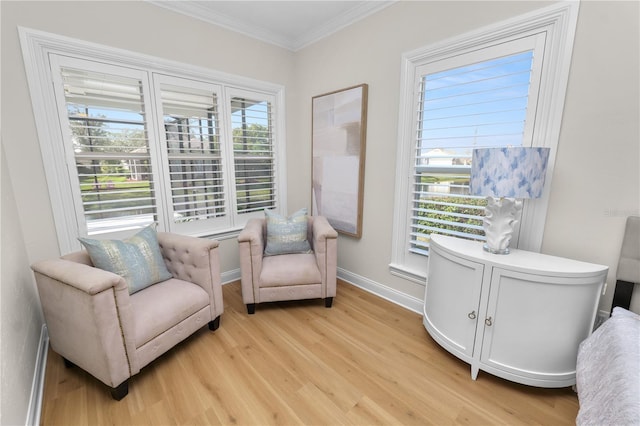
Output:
[{"xmin": 470, "ymin": 147, "xmax": 550, "ymax": 254}]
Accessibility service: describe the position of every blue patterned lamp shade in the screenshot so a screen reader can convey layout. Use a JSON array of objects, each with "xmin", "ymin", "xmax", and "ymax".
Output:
[
  {"xmin": 470, "ymin": 147, "xmax": 550, "ymax": 199},
  {"xmin": 470, "ymin": 147, "xmax": 550, "ymax": 254}
]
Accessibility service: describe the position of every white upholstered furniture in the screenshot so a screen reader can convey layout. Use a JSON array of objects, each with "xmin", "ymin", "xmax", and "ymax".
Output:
[
  {"xmin": 238, "ymin": 215, "xmax": 337, "ymax": 314},
  {"xmin": 576, "ymin": 307, "xmax": 640, "ymax": 425},
  {"xmin": 31, "ymin": 232, "xmax": 223, "ymax": 400},
  {"xmin": 424, "ymin": 234, "xmax": 607, "ymax": 387}
]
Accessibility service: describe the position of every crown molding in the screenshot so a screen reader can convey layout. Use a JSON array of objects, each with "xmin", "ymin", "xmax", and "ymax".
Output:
[
  {"xmin": 294, "ymin": 1, "xmax": 395, "ymax": 51},
  {"xmin": 147, "ymin": 1, "xmax": 395, "ymax": 51}
]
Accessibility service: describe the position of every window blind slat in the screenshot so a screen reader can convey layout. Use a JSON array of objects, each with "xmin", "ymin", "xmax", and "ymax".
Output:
[
  {"xmin": 160, "ymin": 83, "xmax": 227, "ymax": 223},
  {"xmin": 232, "ymin": 96, "xmax": 276, "ymax": 213},
  {"xmin": 411, "ymin": 50, "xmax": 534, "ymax": 253},
  {"xmin": 83, "ymin": 204, "xmax": 156, "ymax": 216},
  {"xmin": 62, "ymin": 67, "xmax": 158, "ymax": 235}
]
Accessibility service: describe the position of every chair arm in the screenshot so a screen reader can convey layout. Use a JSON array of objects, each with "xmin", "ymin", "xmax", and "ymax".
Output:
[
  {"xmin": 157, "ymin": 232, "xmax": 223, "ymax": 319},
  {"xmin": 312, "ymin": 216, "xmax": 338, "ymax": 298},
  {"xmin": 31, "ymin": 259, "xmax": 136, "ymax": 388},
  {"xmin": 238, "ymin": 219, "xmax": 265, "ymax": 304},
  {"xmin": 238, "ymin": 219, "xmax": 265, "ymax": 248},
  {"xmin": 312, "ymin": 216, "xmax": 338, "ymax": 249},
  {"xmin": 31, "ymin": 258, "xmax": 126, "ymax": 294}
]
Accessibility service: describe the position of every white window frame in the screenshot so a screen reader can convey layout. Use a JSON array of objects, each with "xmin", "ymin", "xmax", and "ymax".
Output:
[
  {"xmin": 390, "ymin": 1, "xmax": 580, "ymax": 283},
  {"xmin": 152, "ymin": 73, "xmax": 229, "ymax": 236},
  {"xmin": 410, "ymin": 35, "xmax": 546, "ymax": 255},
  {"xmin": 19, "ymin": 27, "xmax": 287, "ymax": 254},
  {"xmin": 49, "ymin": 55, "xmax": 169, "ymax": 242},
  {"xmin": 224, "ymin": 86, "xmax": 279, "ymax": 220}
]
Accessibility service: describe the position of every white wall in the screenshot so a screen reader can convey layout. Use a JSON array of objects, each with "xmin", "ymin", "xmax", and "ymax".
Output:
[
  {"xmin": 1, "ymin": 144, "xmax": 44, "ymax": 425},
  {"xmin": 293, "ymin": 1, "xmax": 553, "ymax": 300},
  {"xmin": 541, "ymin": 0, "xmax": 640, "ymax": 311},
  {"xmin": 292, "ymin": 0, "xmax": 639, "ymax": 309}
]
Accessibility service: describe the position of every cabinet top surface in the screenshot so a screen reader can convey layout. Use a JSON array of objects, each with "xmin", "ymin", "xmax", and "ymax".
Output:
[{"xmin": 430, "ymin": 235, "xmax": 608, "ymax": 276}]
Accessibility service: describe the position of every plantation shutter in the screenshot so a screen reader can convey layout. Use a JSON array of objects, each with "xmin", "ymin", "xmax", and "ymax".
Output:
[
  {"xmin": 156, "ymin": 77, "xmax": 228, "ymax": 232},
  {"xmin": 411, "ymin": 50, "xmax": 535, "ymax": 255},
  {"xmin": 59, "ymin": 65, "xmax": 159, "ymax": 236},
  {"xmin": 230, "ymin": 93, "xmax": 277, "ymax": 214}
]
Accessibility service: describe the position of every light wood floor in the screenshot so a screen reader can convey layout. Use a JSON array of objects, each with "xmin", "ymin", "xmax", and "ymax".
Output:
[{"xmin": 40, "ymin": 280, "xmax": 579, "ymax": 425}]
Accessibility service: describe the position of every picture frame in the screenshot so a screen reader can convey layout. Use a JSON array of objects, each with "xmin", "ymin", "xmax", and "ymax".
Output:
[{"xmin": 312, "ymin": 84, "xmax": 368, "ymax": 238}]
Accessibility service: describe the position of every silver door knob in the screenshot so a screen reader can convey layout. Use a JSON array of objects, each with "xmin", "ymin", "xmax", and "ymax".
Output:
[
  {"xmin": 485, "ymin": 317, "xmax": 493, "ymax": 326},
  {"xmin": 468, "ymin": 311, "xmax": 477, "ymax": 319}
]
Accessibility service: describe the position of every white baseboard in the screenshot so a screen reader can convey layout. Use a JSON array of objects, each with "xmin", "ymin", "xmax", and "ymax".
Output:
[
  {"xmin": 221, "ymin": 268, "xmax": 241, "ymax": 285},
  {"xmin": 337, "ymin": 267, "xmax": 423, "ymax": 314},
  {"xmin": 26, "ymin": 324, "xmax": 48, "ymax": 426},
  {"xmin": 223, "ymin": 266, "xmax": 424, "ymax": 314}
]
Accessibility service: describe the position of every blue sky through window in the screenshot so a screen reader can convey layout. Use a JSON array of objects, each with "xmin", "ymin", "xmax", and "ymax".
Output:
[{"xmin": 420, "ymin": 50, "xmax": 534, "ymax": 155}]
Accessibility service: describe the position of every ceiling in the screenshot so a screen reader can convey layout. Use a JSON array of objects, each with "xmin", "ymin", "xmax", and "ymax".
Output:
[{"xmin": 149, "ymin": 1, "xmax": 396, "ymax": 51}]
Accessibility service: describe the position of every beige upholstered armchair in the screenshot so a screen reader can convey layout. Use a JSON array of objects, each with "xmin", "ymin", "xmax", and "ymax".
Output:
[
  {"xmin": 238, "ymin": 215, "xmax": 338, "ymax": 314},
  {"xmin": 31, "ymin": 232, "xmax": 223, "ymax": 400}
]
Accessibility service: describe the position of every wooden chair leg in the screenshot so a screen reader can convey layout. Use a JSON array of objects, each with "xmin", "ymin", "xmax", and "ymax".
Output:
[
  {"xmin": 325, "ymin": 297, "xmax": 333, "ymax": 308},
  {"xmin": 208, "ymin": 315, "xmax": 221, "ymax": 331},
  {"xmin": 247, "ymin": 303, "xmax": 256, "ymax": 315},
  {"xmin": 110, "ymin": 380, "xmax": 129, "ymax": 401}
]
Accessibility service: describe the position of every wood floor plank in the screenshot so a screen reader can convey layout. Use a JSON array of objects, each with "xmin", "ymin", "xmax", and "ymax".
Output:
[
  {"xmin": 345, "ymin": 395, "xmax": 400, "ymax": 426},
  {"xmin": 40, "ymin": 280, "xmax": 579, "ymax": 425}
]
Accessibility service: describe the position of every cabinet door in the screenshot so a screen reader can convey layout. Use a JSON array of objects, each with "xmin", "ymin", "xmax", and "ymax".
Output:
[
  {"xmin": 479, "ymin": 268, "xmax": 603, "ymax": 386},
  {"xmin": 424, "ymin": 247, "xmax": 484, "ymax": 359}
]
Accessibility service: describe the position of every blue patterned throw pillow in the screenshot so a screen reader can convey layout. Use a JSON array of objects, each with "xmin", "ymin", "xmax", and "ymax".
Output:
[
  {"xmin": 78, "ymin": 225, "xmax": 172, "ymax": 294},
  {"xmin": 264, "ymin": 208, "xmax": 313, "ymax": 256}
]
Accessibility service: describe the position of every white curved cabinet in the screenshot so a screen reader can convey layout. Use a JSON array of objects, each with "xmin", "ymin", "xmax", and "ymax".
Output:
[{"xmin": 423, "ymin": 234, "xmax": 607, "ymax": 388}]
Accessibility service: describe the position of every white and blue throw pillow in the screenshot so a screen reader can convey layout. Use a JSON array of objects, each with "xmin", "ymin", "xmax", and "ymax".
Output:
[
  {"xmin": 264, "ymin": 208, "xmax": 313, "ymax": 256},
  {"xmin": 78, "ymin": 225, "xmax": 172, "ymax": 294}
]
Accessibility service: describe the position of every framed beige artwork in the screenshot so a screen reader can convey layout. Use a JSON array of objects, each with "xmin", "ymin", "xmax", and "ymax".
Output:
[{"xmin": 312, "ymin": 84, "xmax": 368, "ymax": 238}]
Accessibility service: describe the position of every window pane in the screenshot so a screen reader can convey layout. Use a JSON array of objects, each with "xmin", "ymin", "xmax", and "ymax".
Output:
[
  {"xmin": 160, "ymin": 83, "xmax": 226, "ymax": 223},
  {"xmin": 231, "ymin": 97, "xmax": 276, "ymax": 213},
  {"xmin": 412, "ymin": 51, "xmax": 534, "ymax": 254},
  {"xmin": 62, "ymin": 67, "xmax": 157, "ymax": 235}
]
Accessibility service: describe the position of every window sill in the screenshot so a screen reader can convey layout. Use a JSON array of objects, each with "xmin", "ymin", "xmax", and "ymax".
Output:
[
  {"xmin": 197, "ymin": 227, "xmax": 244, "ymax": 242},
  {"xmin": 388, "ymin": 263, "xmax": 427, "ymax": 286}
]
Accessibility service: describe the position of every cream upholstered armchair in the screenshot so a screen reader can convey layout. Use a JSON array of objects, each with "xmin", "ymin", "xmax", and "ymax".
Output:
[
  {"xmin": 30, "ymin": 231, "xmax": 223, "ymax": 400},
  {"xmin": 238, "ymin": 215, "xmax": 338, "ymax": 314}
]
